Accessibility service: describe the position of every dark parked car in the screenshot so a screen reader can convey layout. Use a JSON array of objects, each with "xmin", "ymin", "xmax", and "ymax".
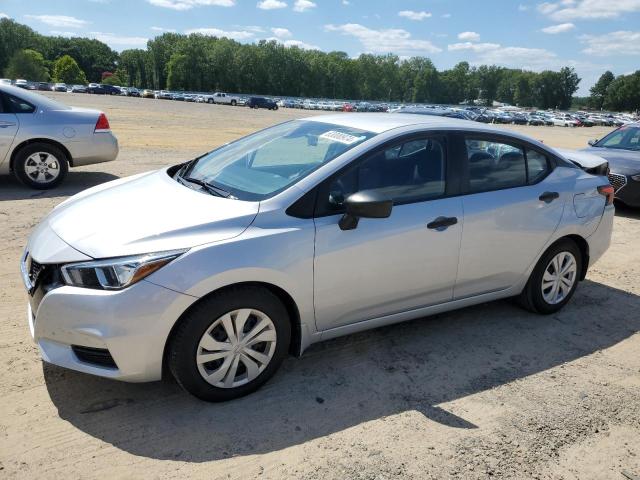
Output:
[
  {"xmin": 511, "ymin": 114, "xmax": 529, "ymax": 125},
  {"xmin": 126, "ymin": 87, "xmax": 141, "ymax": 97},
  {"xmin": 37, "ymin": 82, "xmax": 52, "ymax": 91},
  {"xmin": 527, "ymin": 115, "xmax": 545, "ymax": 126},
  {"xmin": 247, "ymin": 96, "xmax": 278, "ymax": 110},
  {"xmin": 583, "ymin": 123, "xmax": 640, "ymax": 207},
  {"xmin": 87, "ymin": 84, "xmax": 121, "ymax": 95}
]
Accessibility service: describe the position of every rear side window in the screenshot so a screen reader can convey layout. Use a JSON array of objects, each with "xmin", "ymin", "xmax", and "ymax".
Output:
[
  {"xmin": 465, "ymin": 139, "xmax": 526, "ymax": 193},
  {"xmin": 526, "ymin": 149, "xmax": 551, "ymax": 183},
  {"xmin": 6, "ymin": 94, "xmax": 36, "ymax": 114},
  {"xmin": 318, "ymin": 137, "xmax": 446, "ymax": 214}
]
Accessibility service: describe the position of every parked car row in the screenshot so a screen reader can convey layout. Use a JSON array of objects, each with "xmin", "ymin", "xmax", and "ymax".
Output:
[
  {"xmin": 391, "ymin": 105, "xmax": 639, "ymax": 128},
  {"xmin": 2, "ymin": 78, "xmax": 637, "ymax": 124}
]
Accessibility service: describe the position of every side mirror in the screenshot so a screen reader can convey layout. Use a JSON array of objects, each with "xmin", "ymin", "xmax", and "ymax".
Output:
[
  {"xmin": 338, "ymin": 190, "xmax": 393, "ymax": 231},
  {"xmin": 588, "ymin": 139, "xmax": 598, "ymax": 146}
]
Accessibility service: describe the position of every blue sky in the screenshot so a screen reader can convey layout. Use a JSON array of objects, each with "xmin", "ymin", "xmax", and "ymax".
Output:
[{"xmin": 1, "ymin": 0, "xmax": 639, "ymax": 94}]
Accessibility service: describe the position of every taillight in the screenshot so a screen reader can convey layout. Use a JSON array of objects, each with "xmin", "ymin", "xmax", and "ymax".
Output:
[
  {"xmin": 597, "ymin": 184, "xmax": 615, "ymax": 206},
  {"xmin": 94, "ymin": 113, "xmax": 110, "ymax": 132}
]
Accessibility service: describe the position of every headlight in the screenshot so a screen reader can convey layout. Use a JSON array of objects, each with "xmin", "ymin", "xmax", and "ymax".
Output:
[
  {"xmin": 631, "ymin": 174, "xmax": 640, "ymax": 181},
  {"xmin": 61, "ymin": 249, "xmax": 186, "ymax": 290}
]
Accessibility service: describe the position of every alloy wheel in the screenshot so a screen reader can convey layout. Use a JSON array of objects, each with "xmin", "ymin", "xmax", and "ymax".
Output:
[
  {"xmin": 23, "ymin": 152, "xmax": 61, "ymax": 184},
  {"xmin": 541, "ymin": 251, "xmax": 577, "ymax": 305},
  {"xmin": 196, "ymin": 309, "xmax": 277, "ymax": 388}
]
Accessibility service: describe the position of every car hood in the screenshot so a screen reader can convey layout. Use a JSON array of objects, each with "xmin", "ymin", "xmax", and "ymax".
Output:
[
  {"xmin": 43, "ymin": 168, "xmax": 260, "ymax": 259},
  {"xmin": 581, "ymin": 147, "xmax": 640, "ymax": 175}
]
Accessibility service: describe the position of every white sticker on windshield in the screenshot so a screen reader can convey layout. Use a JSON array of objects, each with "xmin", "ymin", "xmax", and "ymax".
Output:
[{"xmin": 319, "ymin": 131, "xmax": 364, "ymax": 145}]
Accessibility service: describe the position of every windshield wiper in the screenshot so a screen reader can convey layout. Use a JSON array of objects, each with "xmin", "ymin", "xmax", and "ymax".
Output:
[{"xmin": 178, "ymin": 176, "xmax": 233, "ymax": 198}]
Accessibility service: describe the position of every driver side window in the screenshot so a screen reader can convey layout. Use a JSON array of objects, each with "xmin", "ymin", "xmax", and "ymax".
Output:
[{"xmin": 321, "ymin": 137, "xmax": 446, "ymax": 214}]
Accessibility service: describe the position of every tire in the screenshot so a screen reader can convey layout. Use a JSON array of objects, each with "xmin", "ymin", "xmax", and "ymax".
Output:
[
  {"xmin": 230, "ymin": 100, "xmax": 237, "ymax": 106},
  {"xmin": 518, "ymin": 239, "xmax": 582, "ymax": 314},
  {"xmin": 208, "ymin": 98, "xmax": 214, "ymax": 104},
  {"xmin": 273, "ymin": 105, "xmax": 278, "ymax": 111},
  {"xmin": 168, "ymin": 286, "xmax": 291, "ymax": 402},
  {"xmin": 14, "ymin": 143, "xmax": 69, "ymax": 189}
]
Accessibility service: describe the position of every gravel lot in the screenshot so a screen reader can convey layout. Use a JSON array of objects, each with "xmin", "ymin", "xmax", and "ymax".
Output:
[{"xmin": 1, "ymin": 93, "xmax": 639, "ymax": 480}]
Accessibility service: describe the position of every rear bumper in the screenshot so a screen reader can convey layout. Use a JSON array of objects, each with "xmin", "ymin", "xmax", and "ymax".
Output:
[
  {"xmin": 586, "ymin": 204, "xmax": 614, "ymax": 268},
  {"xmin": 68, "ymin": 132, "xmax": 119, "ymax": 167}
]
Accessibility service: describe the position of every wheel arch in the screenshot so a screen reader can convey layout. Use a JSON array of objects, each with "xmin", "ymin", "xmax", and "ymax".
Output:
[
  {"xmin": 10, "ymin": 138, "xmax": 73, "ymax": 170},
  {"xmin": 540, "ymin": 234, "xmax": 589, "ymax": 281},
  {"xmin": 564, "ymin": 234, "xmax": 590, "ymax": 280},
  {"xmin": 162, "ymin": 281, "xmax": 303, "ymax": 379}
]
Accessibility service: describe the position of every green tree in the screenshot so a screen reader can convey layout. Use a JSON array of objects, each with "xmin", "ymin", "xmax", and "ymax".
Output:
[
  {"xmin": 604, "ymin": 71, "xmax": 640, "ymax": 112},
  {"xmin": 476, "ymin": 65, "xmax": 503, "ymax": 106},
  {"xmin": 102, "ymin": 70, "xmax": 126, "ymax": 86},
  {"xmin": 558, "ymin": 67, "xmax": 580, "ymax": 110},
  {"xmin": 4, "ymin": 48, "xmax": 49, "ymax": 81},
  {"xmin": 52, "ymin": 54, "xmax": 87, "ymax": 84},
  {"xmin": 589, "ymin": 70, "xmax": 615, "ymax": 110},
  {"xmin": 166, "ymin": 53, "xmax": 188, "ymax": 90}
]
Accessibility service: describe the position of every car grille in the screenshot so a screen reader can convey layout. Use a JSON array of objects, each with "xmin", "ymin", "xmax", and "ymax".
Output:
[
  {"xmin": 23, "ymin": 254, "xmax": 63, "ymax": 314},
  {"xmin": 608, "ymin": 173, "xmax": 627, "ymax": 193}
]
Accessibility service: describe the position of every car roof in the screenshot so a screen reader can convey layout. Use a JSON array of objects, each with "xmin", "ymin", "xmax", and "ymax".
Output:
[
  {"xmin": 304, "ymin": 112, "xmax": 515, "ymax": 135},
  {"xmin": 303, "ymin": 112, "xmax": 564, "ymax": 153}
]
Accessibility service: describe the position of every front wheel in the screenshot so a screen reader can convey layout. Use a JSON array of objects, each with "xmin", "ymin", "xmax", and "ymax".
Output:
[
  {"xmin": 519, "ymin": 239, "xmax": 582, "ymax": 314},
  {"xmin": 230, "ymin": 100, "xmax": 237, "ymax": 106},
  {"xmin": 168, "ymin": 286, "xmax": 291, "ymax": 401}
]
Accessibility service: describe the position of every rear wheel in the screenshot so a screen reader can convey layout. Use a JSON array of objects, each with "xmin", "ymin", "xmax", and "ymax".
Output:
[
  {"xmin": 14, "ymin": 143, "xmax": 68, "ymax": 189},
  {"xmin": 168, "ymin": 286, "xmax": 291, "ymax": 401},
  {"xmin": 519, "ymin": 239, "xmax": 582, "ymax": 314}
]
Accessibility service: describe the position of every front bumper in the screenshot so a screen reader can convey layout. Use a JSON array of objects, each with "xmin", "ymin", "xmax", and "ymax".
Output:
[
  {"xmin": 27, "ymin": 279, "xmax": 197, "ymax": 382},
  {"xmin": 612, "ymin": 175, "xmax": 640, "ymax": 208}
]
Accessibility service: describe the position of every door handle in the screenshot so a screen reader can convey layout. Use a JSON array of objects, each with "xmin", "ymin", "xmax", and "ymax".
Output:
[
  {"xmin": 539, "ymin": 191, "xmax": 559, "ymax": 203},
  {"xmin": 427, "ymin": 216, "xmax": 458, "ymax": 230},
  {"xmin": 0, "ymin": 122, "xmax": 16, "ymax": 128}
]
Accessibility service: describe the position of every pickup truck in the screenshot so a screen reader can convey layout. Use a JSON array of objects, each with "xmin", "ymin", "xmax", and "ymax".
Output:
[{"xmin": 206, "ymin": 92, "xmax": 239, "ymax": 106}]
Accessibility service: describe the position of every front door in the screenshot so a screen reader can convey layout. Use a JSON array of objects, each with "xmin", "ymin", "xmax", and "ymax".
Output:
[{"xmin": 313, "ymin": 135, "xmax": 463, "ymax": 331}]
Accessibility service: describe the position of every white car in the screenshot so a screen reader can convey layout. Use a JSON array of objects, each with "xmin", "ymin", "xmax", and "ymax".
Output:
[
  {"xmin": 209, "ymin": 92, "xmax": 240, "ymax": 106},
  {"xmin": 552, "ymin": 115, "xmax": 579, "ymax": 127},
  {"xmin": 22, "ymin": 114, "xmax": 613, "ymax": 401}
]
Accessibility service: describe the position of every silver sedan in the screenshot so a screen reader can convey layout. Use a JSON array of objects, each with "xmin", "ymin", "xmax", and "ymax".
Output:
[
  {"xmin": 22, "ymin": 114, "xmax": 614, "ymax": 401},
  {"xmin": 0, "ymin": 84, "xmax": 118, "ymax": 189}
]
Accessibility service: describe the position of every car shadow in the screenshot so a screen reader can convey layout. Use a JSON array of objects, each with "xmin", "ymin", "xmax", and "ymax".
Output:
[
  {"xmin": 615, "ymin": 202, "xmax": 640, "ymax": 220},
  {"xmin": 43, "ymin": 279, "xmax": 639, "ymax": 462},
  {"xmin": 0, "ymin": 171, "xmax": 119, "ymax": 201}
]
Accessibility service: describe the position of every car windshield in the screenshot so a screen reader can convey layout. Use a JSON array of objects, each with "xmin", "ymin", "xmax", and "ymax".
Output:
[
  {"xmin": 595, "ymin": 125, "xmax": 640, "ymax": 151},
  {"xmin": 177, "ymin": 120, "xmax": 376, "ymax": 200}
]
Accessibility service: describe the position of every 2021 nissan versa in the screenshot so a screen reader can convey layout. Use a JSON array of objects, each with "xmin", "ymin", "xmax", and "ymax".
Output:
[{"xmin": 21, "ymin": 114, "xmax": 614, "ymax": 401}]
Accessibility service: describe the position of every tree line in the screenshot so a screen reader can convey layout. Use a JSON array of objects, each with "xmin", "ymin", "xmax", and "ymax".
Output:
[{"xmin": 2, "ymin": 18, "xmax": 638, "ymax": 111}]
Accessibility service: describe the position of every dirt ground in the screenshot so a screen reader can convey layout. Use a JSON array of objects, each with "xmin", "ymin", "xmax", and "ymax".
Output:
[{"xmin": 1, "ymin": 93, "xmax": 639, "ymax": 480}]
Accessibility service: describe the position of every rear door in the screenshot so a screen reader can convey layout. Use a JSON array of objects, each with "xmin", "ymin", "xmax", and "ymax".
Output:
[
  {"xmin": 0, "ymin": 93, "xmax": 19, "ymax": 167},
  {"xmin": 313, "ymin": 134, "xmax": 463, "ymax": 331},
  {"xmin": 454, "ymin": 133, "xmax": 566, "ymax": 299}
]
